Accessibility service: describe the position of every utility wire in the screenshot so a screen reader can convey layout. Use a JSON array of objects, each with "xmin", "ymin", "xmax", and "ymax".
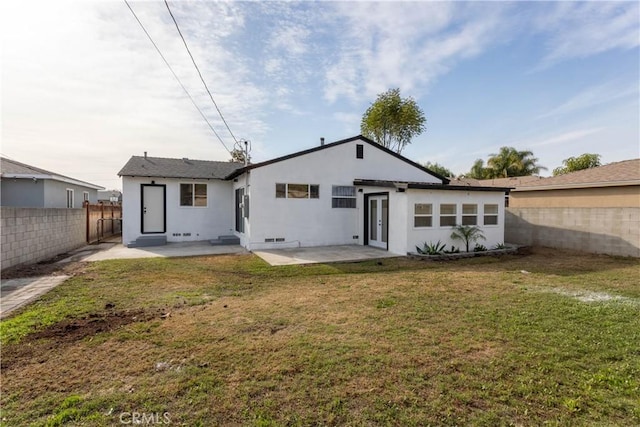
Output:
[
  {"xmin": 164, "ymin": 0, "xmax": 239, "ymax": 145},
  {"xmin": 123, "ymin": 0, "xmax": 231, "ymax": 154}
]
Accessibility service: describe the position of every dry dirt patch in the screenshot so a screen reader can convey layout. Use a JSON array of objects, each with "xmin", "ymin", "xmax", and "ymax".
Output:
[{"xmin": 1, "ymin": 308, "xmax": 169, "ymax": 371}]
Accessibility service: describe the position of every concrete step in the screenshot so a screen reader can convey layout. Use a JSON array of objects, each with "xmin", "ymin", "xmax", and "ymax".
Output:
[
  {"xmin": 210, "ymin": 235, "xmax": 240, "ymax": 246},
  {"xmin": 127, "ymin": 235, "xmax": 167, "ymax": 248}
]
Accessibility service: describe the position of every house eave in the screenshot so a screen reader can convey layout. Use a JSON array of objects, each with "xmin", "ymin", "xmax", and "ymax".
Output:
[
  {"xmin": 119, "ymin": 174, "xmax": 221, "ymax": 181},
  {"xmin": 353, "ymin": 179, "xmax": 511, "ymax": 193},
  {"xmin": 1, "ymin": 173, "xmax": 104, "ymax": 190}
]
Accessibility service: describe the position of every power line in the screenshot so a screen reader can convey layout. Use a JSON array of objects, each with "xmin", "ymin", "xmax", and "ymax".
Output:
[
  {"xmin": 122, "ymin": 0, "xmax": 231, "ymax": 155},
  {"xmin": 164, "ymin": 0, "xmax": 239, "ymax": 144}
]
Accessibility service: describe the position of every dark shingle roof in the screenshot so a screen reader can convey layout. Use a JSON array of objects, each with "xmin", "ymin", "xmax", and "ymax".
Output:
[{"xmin": 118, "ymin": 156, "xmax": 243, "ymax": 179}]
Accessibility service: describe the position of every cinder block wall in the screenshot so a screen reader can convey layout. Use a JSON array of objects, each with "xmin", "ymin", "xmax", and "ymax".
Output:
[
  {"xmin": 1, "ymin": 207, "xmax": 86, "ymax": 270},
  {"xmin": 506, "ymin": 207, "xmax": 640, "ymax": 257}
]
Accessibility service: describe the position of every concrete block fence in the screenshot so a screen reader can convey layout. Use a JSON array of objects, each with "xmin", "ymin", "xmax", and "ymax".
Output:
[
  {"xmin": 506, "ymin": 207, "xmax": 640, "ymax": 258},
  {"xmin": 1, "ymin": 207, "xmax": 86, "ymax": 270}
]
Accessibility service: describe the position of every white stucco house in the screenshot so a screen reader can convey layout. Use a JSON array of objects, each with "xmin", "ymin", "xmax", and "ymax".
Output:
[{"xmin": 118, "ymin": 136, "xmax": 509, "ymax": 255}]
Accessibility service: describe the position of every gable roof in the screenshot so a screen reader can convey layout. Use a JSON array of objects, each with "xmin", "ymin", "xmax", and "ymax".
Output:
[
  {"xmin": 118, "ymin": 156, "xmax": 243, "ymax": 179},
  {"xmin": 225, "ymin": 135, "xmax": 450, "ymax": 184},
  {"xmin": 513, "ymin": 159, "xmax": 640, "ymax": 191},
  {"xmin": 0, "ymin": 157, "xmax": 103, "ymax": 190}
]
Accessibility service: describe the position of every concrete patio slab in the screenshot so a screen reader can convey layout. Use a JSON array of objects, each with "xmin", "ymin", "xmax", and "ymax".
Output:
[
  {"xmin": 254, "ymin": 245, "xmax": 399, "ymax": 266},
  {"xmin": 1, "ymin": 275, "xmax": 70, "ymax": 319},
  {"xmin": 79, "ymin": 241, "xmax": 248, "ymax": 262}
]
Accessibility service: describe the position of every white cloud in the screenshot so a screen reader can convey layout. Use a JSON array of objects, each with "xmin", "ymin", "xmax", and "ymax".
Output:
[
  {"xmin": 537, "ymin": 82, "xmax": 639, "ymax": 119},
  {"xmin": 526, "ymin": 128, "xmax": 605, "ymax": 148},
  {"xmin": 0, "ymin": 1, "xmax": 267, "ymax": 189},
  {"xmin": 323, "ymin": 2, "xmax": 511, "ymax": 103},
  {"xmin": 534, "ymin": 2, "xmax": 640, "ymax": 68},
  {"xmin": 269, "ymin": 25, "xmax": 310, "ymax": 56}
]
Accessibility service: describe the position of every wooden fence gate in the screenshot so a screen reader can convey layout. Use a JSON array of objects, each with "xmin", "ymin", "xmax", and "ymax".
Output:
[{"xmin": 84, "ymin": 202, "xmax": 122, "ymax": 243}]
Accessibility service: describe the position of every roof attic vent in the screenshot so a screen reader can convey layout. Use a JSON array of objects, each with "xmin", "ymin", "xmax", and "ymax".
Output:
[
  {"xmin": 182, "ymin": 157, "xmax": 189, "ymax": 162},
  {"xmin": 144, "ymin": 151, "xmax": 147, "ymax": 159},
  {"xmin": 320, "ymin": 137, "xmax": 325, "ymax": 146}
]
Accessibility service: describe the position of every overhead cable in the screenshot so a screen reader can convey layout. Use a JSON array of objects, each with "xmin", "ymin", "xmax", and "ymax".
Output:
[
  {"xmin": 164, "ymin": 0, "xmax": 239, "ymax": 144},
  {"xmin": 123, "ymin": 0, "xmax": 231, "ymax": 154}
]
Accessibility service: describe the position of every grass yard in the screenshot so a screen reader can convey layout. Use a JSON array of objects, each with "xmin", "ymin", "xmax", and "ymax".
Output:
[{"xmin": 1, "ymin": 248, "xmax": 639, "ymax": 426}]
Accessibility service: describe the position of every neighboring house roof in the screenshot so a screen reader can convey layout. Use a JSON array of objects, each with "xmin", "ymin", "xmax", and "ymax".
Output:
[
  {"xmin": 354, "ymin": 179, "xmax": 511, "ymax": 193},
  {"xmin": 118, "ymin": 156, "xmax": 243, "ymax": 179},
  {"xmin": 457, "ymin": 176, "xmax": 544, "ymax": 188},
  {"xmin": 512, "ymin": 159, "xmax": 640, "ymax": 191},
  {"xmin": 0, "ymin": 157, "xmax": 104, "ymax": 190},
  {"xmin": 225, "ymin": 135, "xmax": 450, "ymax": 184},
  {"xmin": 97, "ymin": 190, "xmax": 122, "ymax": 201}
]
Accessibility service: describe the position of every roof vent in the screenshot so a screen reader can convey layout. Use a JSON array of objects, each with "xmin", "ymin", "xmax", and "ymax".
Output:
[
  {"xmin": 320, "ymin": 137, "xmax": 325, "ymax": 146},
  {"xmin": 144, "ymin": 151, "xmax": 147, "ymax": 159},
  {"xmin": 182, "ymin": 157, "xmax": 189, "ymax": 162}
]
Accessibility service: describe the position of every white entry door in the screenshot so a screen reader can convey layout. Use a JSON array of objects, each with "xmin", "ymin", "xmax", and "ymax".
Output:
[
  {"xmin": 141, "ymin": 185, "xmax": 165, "ymax": 233},
  {"xmin": 368, "ymin": 195, "xmax": 388, "ymax": 249}
]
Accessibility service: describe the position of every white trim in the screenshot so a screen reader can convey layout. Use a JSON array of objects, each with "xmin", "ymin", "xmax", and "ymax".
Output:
[{"xmin": 66, "ymin": 188, "xmax": 74, "ymax": 208}]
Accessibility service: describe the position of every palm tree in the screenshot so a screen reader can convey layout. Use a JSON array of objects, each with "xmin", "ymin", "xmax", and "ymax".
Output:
[
  {"xmin": 486, "ymin": 147, "xmax": 546, "ymax": 178},
  {"xmin": 450, "ymin": 224, "xmax": 486, "ymax": 252},
  {"xmin": 465, "ymin": 159, "xmax": 489, "ymax": 179}
]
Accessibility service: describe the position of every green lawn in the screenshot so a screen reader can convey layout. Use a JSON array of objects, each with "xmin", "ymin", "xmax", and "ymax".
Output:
[{"xmin": 1, "ymin": 248, "xmax": 638, "ymax": 426}]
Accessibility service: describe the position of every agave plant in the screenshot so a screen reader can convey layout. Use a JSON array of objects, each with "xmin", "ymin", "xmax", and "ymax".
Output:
[
  {"xmin": 416, "ymin": 240, "xmax": 446, "ymax": 255},
  {"xmin": 450, "ymin": 224, "xmax": 486, "ymax": 252}
]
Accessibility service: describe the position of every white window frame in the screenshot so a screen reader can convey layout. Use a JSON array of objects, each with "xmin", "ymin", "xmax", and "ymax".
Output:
[
  {"xmin": 483, "ymin": 204, "xmax": 499, "ymax": 226},
  {"xmin": 83, "ymin": 191, "xmax": 89, "ymax": 202},
  {"xmin": 180, "ymin": 183, "xmax": 208, "ymax": 207},
  {"xmin": 332, "ymin": 186, "xmax": 356, "ymax": 208},
  {"xmin": 275, "ymin": 183, "xmax": 319, "ymax": 199},
  {"xmin": 413, "ymin": 203, "xmax": 433, "ymax": 228},
  {"xmin": 66, "ymin": 188, "xmax": 74, "ymax": 208},
  {"xmin": 439, "ymin": 203, "xmax": 457, "ymax": 227},
  {"xmin": 462, "ymin": 204, "xmax": 478, "ymax": 225}
]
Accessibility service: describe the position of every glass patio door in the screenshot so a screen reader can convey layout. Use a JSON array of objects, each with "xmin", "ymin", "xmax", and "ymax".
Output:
[{"xmin": 368, "ymin": 195, "xmax": 388, "ymax": 249}]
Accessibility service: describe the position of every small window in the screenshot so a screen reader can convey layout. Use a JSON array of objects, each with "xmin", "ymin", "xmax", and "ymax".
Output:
[
  {"xmin": 276, "ymin": 183, "xmax": 319, "ymax": 199},
  {"xmin": 356, "ymin": 144, "xmax": 364, "ymax": 159},
  {"xmin": 83, "ymin": 191, "xmax": 89, "ymax": 202},
  {"xmin": 462, "ymin": 204, "xmax": 477, "ymax": 225},
  {"xmin": 180, "ymin": 183, "xmax": 207, "ymax": 207},
  {"xmin": 66, "ymin": 189, "xmax": 74, "ymax": 208},
  {"xmin": 288, "ymin": 184, "xmax": 309, "ymax": 199},
  {"xmin": 332, "ymin": 186, "xmax": 356, "ymax": 208},
  {"xmin": 440, "ymin": 203, "xmax": 457, "ymax": 226},
  {"xmin": 484, "ymin": 204, "xmax": 499, "ymax": 225},
  {"xmin": 310, "ymin": 185, "xmax": 320, "ymax": 199},
  {"xmin": 414, "ymin": 203, "xmax": 432, "ymax": 227}
]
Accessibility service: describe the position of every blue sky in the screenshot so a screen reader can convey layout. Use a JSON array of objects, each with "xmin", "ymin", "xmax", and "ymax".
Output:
[{"xmin": 1, "ymin": 1, "xmax": 638, "ymax": 190}]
